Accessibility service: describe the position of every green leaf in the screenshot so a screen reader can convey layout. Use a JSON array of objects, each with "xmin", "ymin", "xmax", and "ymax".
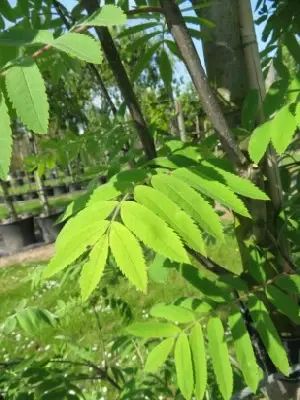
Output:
[
  {"xmin": 131, "ymin": 41, "xmax": 162, "ymax": 81},
  {"xmin": 183, "ymin": 15, "xmax": 215, "ymax": 29},
  {"xmin": 118, "ymin": 21, "xmax": 159, "ymax": 37},
  {"xmin": 16, "ymin": 307, "xmax": 57, "ymax": 336},
  {"xmin": 0, "ymin": 91, "xmax": 12, "ymax": 180},
  {"xmin": 148, "ymin": 254, "xmax": 169, "ymax": 283},
  {"xmin": 144, "ymin": 337, "xmax": 174, "ymax": 373},
  {"xmin": 207, "ymin": 317, "xmax": 233, "ymax": 400},
  {"xmin": 56, "ymin": 201, "xmax": 117, "ymax": 247},
  {"xmin": 275, "ymin": 274, "xmax": 300, "ymax": 296},
  {"xmin": 200, "ymin": 162, "xmax": 269, "ymax": 200},
  {"xmin": 283, "ymin": 32, "xmax": 300, "ymax": 66},
  {"xmin": 134, "ymin": 185, "xmax": 206, "ymax": 255},
  {"xmin": 0, "ymin": 29, "xmax": 53, "ymax": 47},
  {"xmin": 158, "ymin": 49, "xmax": 172, "ymax": 88},
  {"xmin": 130, "ymin": 31, "xmax": 161, "ymax": 52},
  {"xmin": 0, "ymin": 0, "xmax": 15, "ymax": 22},
  {"xmin": 150, "ymin": 303, "xmax": 195, "ymax": 323},
  {"xmin": 248, "ymin": 119, "xmax": 272, "ymax": 164},
  {"xmin": 173, "ymin": 168, "xmax": 251, "ymax": 218},
  {"xmin": 121, "ymin": 201, "xmax": 189, "ymax": 264},
  {"xmin": 266, "ymin": 285, "xmax": 300, "ymax": 324},
  {"xmin": 247, "ymin": 245, "xmax": 267, "ymax": 284},
  {"xmin": 175, "ymin": 332, "xmax": 194, "ymax": 400},
  {"xmin": 53, "ymin": 33, "xmax": 102, "ymax": 64},
  {"xmin": 5, "ymin": 58, "xmax": 49, "ymax": 134},
  {"xmin": 151, "ymin": 174, "xmax": 224, "ymax": 240},
  {"xmin": 109, "ymin": 221, "xmax": 147, "ymax": 293},
  {"xmin": 188, "ymin": 28, "xmax": 211, "ymax": 41},
  {"xmin": 43, "ymin": 220, "xmax": 110, "ymax": 278},
  {"xmin": 263, "ymin": 79, "xmax": 289, "ymax": 119},
  {"xmin": 242, "ymin": 89, "xmax": 259, "ymax": 131},
  {"xmin": 79, "ymin": 235, "xmax": 109, "ymax": 301},
  {"xmin": 80, "ymin": 5, "xmax": 126, "ymax": 27},
  {"xmin": 126, "ymin": 322, "xmax": 180, "ymax": 338},
  {"xmin": 87, "ymin": 179, "xmax": 136, "ymax": 206},
  {"xmin": 271, "ymin": 104, "xmax": 298, "ymax": 154},
  {"xmin": 189, "ymin": 322, "xmax": 207, "ymax": 400},
  {"xmin": 248, "ymin": 294, "xmax": 290, "ymax": 376},
  {"xmin": 229, "ymin": 305, "xmax": 259, "ymax": 394}
]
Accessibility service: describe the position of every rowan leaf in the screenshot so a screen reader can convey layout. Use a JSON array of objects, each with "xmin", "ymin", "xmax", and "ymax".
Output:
[
  {"xmin": 158, "ymin": 49, "xmax": 172, "ymax": 88},
  {"xmin": 79, "ymin": 235, "xmax": 109, "ymax": 301},
  {"xmin": 229, "ymin": 305, "xmax": 259, "ymax": 394},
  {"xmin": 109, "ymin": 221, "xmax": 147, "ymax": 292},
  {"xmin": 175, "ymin": 332, "xmax": 194, "ymax": 400},
  {"xmin": 131, "ymin": 41, "xmax": 162, "ymax": 81},
  {"xmin": 201, "ymin": 161, "xmax": 269, "ymax": 200},
  {"xmin": 275, "ymin": 274, "xmax": 300, "ymax": 296},
  {"xmin": 144, "ymin": 337, "xmax": 174, "ymax": 373},
  {"xmin": 248, "ymin": 119, "xmax": 272, "ymax": 164},
  {"xmin": 134, "ymin": 185, "xmax": 206, "ymax": 255},
  {"xmin": 151, "ymin": 174, "xmax": 224, "ymax": 240},
  {"xmin": 126, "ymin": 322, "xmax": 180, "ymax": 338},
  {"xmin": 80, "ymin": 5, "xmax": 126, "ymax": 27},
  {"xmin": 0, "ymin": 29, "xmax": 53, "ymax": 47},
  {"xmin": 189, "ymin": 322, "xmax": 207, "ymax": 400},
  {"xmin": 150, "ymin": 303, "xmax": 195, "ymax": 323},
  {"xmin": 53, "ymin": 33, "xmax": 102, "ymax": 64},
  {"xmin": 121, "ymin": 201, "xmax": 189, "ymax": 264},
  {"xmin": 173, "ymin": 167, "xmax": 251, "ymax": 218},
  {"xmin": 271, "ymin": 104, "xmax": 298, "ymax": 154},
  {"xmin": 266, "ymin": 285, "xmax": 300, "ymax": 324},
  {"xmin": 248, "ymin": 294, "xmax": 290, "ymax": 376},
  {"xmin": 43, "ymin": 220, "xmax": 110, "ymax": 278},
  {"xmin": 118, "ymin": 21, "xmax": 160, "ymax": 38},
  {"xmin": 207, "ymin": 317, "xmax": 233, "ymax": 400},
  {"xmin": 5, "ymin": 58, "xmax": 49, "ymax": 134},
  {"xmin": 0, "ymin": 91, "xmax": 12, "ymax": 180}
]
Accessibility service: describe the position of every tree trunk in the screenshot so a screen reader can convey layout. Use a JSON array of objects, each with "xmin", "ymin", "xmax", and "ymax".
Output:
[{"xmin": 83, "ymin": 0, "xmax": 157, "ymax": 161}]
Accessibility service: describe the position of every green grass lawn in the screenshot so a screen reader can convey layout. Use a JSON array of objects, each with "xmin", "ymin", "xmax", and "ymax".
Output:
[{"xmin": 0, "ymin": 233, "xmax": 250, "ymax": 399}]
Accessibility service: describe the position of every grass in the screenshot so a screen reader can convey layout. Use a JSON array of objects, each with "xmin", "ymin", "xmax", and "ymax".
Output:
[{"xmin": 0, "ymin": 232, "xmax": 246, "ymax": 399}]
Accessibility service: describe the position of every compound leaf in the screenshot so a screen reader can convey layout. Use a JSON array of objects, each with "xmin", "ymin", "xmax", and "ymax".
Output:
[
  {"xmin": 175, "ymin": 332, "xmax": 194, "ymax": 400},
  {"xmin": 189, "ymin": 322, "xmax": 207, "ymax": 400},
  {"xmin": 144, "ymin": 337, "xmax": 174, "ymax": 373}
]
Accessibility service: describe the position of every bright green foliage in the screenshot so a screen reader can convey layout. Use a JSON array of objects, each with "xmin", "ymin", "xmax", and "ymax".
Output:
[
  {"xmin": 148, "ymin": 254, "xmax": 169, "ymax": 283},
  {"xmin": 79, "ymin": 235, "xmax": 109, "ymax": 301},
  {"xmin": 175, "ymin": 332, "xmax": 194, "ymax": 400},
  {"xmin": 228, "ymin": 305, "xmax": 259, "ymax": 394},
  {"xmin": 266, "ymin": 285, "xmax": 300, "ymax": 324},
  {"xmin": 150, "ymin": 303, "xmax": 195, "ymax": 323},
  {"xmin": 248, "ymin": 119, "xmax": 272, "ymax": 163},
  {"xmin": 53, "ymin": 33, "xmax": 102, "ymax": 64},
  {"xmin": 134, "ymin": 185, "xmax": 206, "ymax": 255},
  {"xmin": 109, "ymin": 221, "xmax": 147, "ymax": 293},
  {"xmin": 201, "ymin": 162, "xmax": 269, "ymax": 200},
  {"xmin": 248, "ymin": 294, "xmax": 290, "ymax": 376},
  {"xmin": 158, "ymin": 49, "xmax": 172, "ymax": 88},
  {"xmin": 121, "ymin": 201, "xmax": 189, "ymax": 264},
  {"xmin": 173, "ymin": 168, "xmax": 251, "ymax": 218},
  {"xmin": 271, "ymin": 104, "xmax": 298, "ymax": 154},
  {"xmin": 5, "ymin": 58, "xmax": 49, "ymax": 134},
  {"xmin": 15, "ymin": 307, "xmax": 57, "ymax": 336},
  {"xmin": 43, "ymin": 220, "xmax": 109, "ymax": 278},
  {"xmin": 0, "ymin": 29, "xmax": 53, "ymax": 47},
  {"xmin": 126, "ymin": 322, "xmax": 181, "ymax": 337},
  {"xmin": 0, "ymin": 91, "xmax": 12, "ymax": 180},
  {"xmin": 275, "ymin": 274, "xmax": 300, "ymax": 296},
  {"xmin": 144, "ymin": 337, "xmax": 174, "ymax": 373},
  {"xmin": 56, "ymin": 201, "xmax": 117, "ymax": 247},
  {"xmin": 131, "ymin": 41, "xmax": 162, "ymax": 81},
  {"xmin": 151, "ymin": 174, "xmax": 224, "ymax": 240},
  {"xmin": 189, "ymin": 322, "xmax": 207, "ymax": 400},
  {"xmin": 207, "ymin": 317, "xmax": 233, "ymax": 400},
  {"xmin": 79, "ymin": 5, "xmax": 126, "ymax": 27},
  {"xmin": 242, "ymin": 89, "xmax": 259, "ymax": 131}
]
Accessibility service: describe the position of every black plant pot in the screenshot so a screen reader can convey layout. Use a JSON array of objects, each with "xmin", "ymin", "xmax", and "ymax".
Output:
[
  {"xmin": 53, "ymin": 184, "xmax": 68, "ymax": 197},
  {"xmin": 35, "ymin": 212, "xmax": 65, "ymax": 243},
  {"xmin": 0, "ymin": 216, "xmax": 36, "ymax": 252}
]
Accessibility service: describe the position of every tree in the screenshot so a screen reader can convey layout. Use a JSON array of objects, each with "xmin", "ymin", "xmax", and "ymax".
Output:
[{"xmin": 0, "ymin": 0, "xmax": 300, "ymax": 399}]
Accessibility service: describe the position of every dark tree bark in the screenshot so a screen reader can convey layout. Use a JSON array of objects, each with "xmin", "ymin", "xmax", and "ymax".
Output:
[
  {"xmin": 82, "ymin": 0, "xmax": 157, "ymax": 160},
  {"xmin": 159, "ymin": 0, "xmax": 246, "ymax": 167}
]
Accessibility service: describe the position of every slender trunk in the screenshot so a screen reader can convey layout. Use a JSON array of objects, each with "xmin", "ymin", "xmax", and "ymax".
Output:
[
  {"xmin": 175, "ymin": 101, "xmax": 187, "ymax": 142},
  {"xmin": 0, "ymin": 180, "xmax": 18, "ymax": 220},
  {"xmin": 159, "ymin": 0, "xmax": 246, "ymax": 167},
  {"xmin": 82, "ymin": 0, "xmax": 157, "ymax": 160}
]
